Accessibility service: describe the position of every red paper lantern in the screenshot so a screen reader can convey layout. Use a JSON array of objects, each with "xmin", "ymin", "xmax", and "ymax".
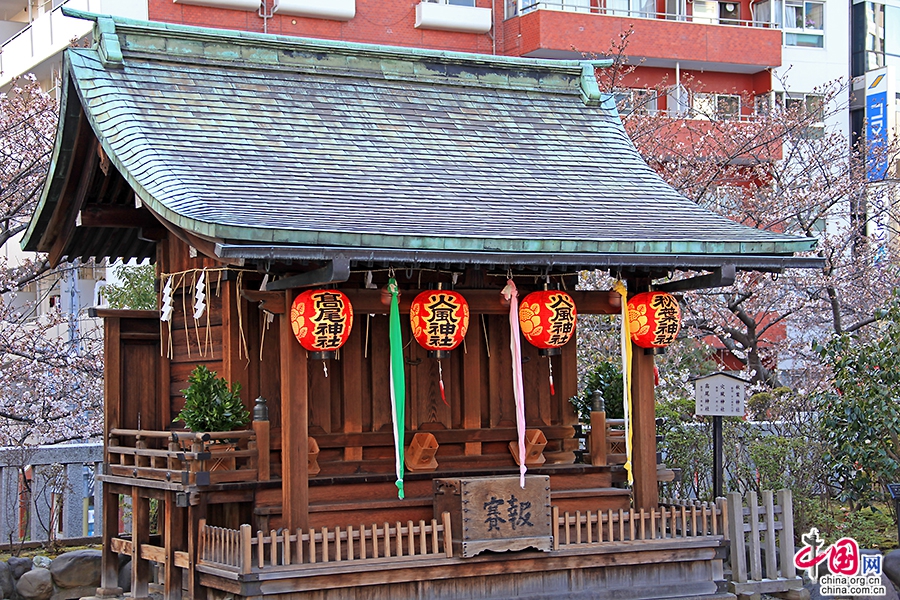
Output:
[
  {"xmin": 627, "ymin": 291, "xmax": 681, "ymax": 349},
  {"xmin": 291, "ymin": 289, "xmax": 354, "ymax": 359},
  {"xmin": 519, "ymin": 290, "xmax": 577, "ymax": 356},
  {"xmin": 409, "ymin": 290, "xmax": 469, "ymax": 358}
]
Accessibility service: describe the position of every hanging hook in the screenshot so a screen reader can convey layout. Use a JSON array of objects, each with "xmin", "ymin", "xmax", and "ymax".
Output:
[
  {"xmin": 388, "ymin": 266, "xmax": 395, "ymax": 278},
  {"xmin": 507, "ymin": 267, "xmax": 513, "ymax": 280}
]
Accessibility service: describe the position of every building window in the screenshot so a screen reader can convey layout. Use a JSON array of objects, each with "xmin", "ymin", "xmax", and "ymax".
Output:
[
  {"xmin": 755, "ymin": 92, "xmax": 825, "ymax": 137},
  {"xmin": 614, "ymin": 89, "xmax": 659, "ymax": 116},
  {"xmin": 506, "ymin": 0, "xmax": 591, "ymax": 19},
  {"xmin": 755, "ymin": 0, "xmax": 824, "ymax": 48},
  {"xmin": 692, "ymin": 93, "xmax": 741, "ymax": 120},
  {"xmin": 604, "ymin": 0, "xmax": 655, "ymax": 17},
  {"xmin": 786, "ymin": 93, "xmax": 825, "ymax": 138},
  {"xmin": 425, "ymin": 0, "xmax": 477, "ymax": 5}
]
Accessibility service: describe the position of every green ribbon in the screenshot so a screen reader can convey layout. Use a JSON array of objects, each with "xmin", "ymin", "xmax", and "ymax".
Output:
[{"xmin": 388, "ymin": 277, "xmax": 406, "ymax": 499}]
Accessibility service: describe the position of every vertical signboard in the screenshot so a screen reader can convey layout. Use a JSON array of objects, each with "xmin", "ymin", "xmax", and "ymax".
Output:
[
  {"xmin": 866, "ymin": 66, "xmax": 893, "ymax": 182},
  {"xmin": 866, "ymin": 67, "xmax": 895, "ymax": 263}
]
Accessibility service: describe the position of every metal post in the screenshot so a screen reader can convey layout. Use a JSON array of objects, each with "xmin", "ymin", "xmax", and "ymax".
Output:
[{"xmin": 713, "ymin": 416, "xmax": 723, "ymax": 499}]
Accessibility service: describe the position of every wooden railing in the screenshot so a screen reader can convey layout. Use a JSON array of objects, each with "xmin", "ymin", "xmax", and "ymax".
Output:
[
  {"xmin": 555, "ymin": 499, "xmax": 726, "ymax": 548},
  {"xmin": 198, "ymin": 512, "xmax": 454, "ymax": 574},
  {"xmin": 107, "ymin": 429, "xmax": 259, "ymax": 486}
]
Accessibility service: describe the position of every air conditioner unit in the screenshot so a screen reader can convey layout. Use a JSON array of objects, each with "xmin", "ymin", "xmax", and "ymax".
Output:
[
  {"xmin": 173, "ymin": 0, "xmax": 261, "ymax": 10},
  {"xmin": 415, "ymin": 1, "xmax": 492, "ymax": 34},
  {"xmin": 273, "ymin": 0, "xmax": 356, "ymax": 21}
]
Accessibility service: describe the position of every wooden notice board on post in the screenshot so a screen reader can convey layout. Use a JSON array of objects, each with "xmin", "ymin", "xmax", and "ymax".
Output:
[{"xmin": 434, "ymin": 475, "xmax": 552, "ymax": 558}]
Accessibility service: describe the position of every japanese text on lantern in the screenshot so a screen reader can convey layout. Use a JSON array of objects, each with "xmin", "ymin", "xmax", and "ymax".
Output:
[
  {"xmin": 651, "ymin": 293, "xmax": 679, "ymax": 346},
  {"xmin": 426, "ymin": 294, "xmax": 461, "ymax": 348},
  {"xmin": 547, "ymin": 294, "xmax": 576, "ymax": 346},
  {"xmin": 311, "ymin": 292, "xmax": 346, "ymax": 349}
]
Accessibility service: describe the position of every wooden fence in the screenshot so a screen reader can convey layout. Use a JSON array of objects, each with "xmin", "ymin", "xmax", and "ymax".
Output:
[
  {"xmin": 199, "ymin": 513, "xmax": 454, "ymax": 574},
  {"xmin": 554, "ymin": 499, "xmax": 726, "ymax": 548},
  {"xmin": 727, "ymin": 489, "xmax": 803, "ymax": 599}
]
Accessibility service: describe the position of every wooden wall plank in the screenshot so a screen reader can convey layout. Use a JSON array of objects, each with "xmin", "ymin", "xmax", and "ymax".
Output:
[
  {"xmin": 221, "ymin": 279, "xmax": 251, "ymax": 422},
  {"xmin": 369, "ymin": 316, "xmax": 391, "ymax": 433},
  {"xmin": 557, "ymin": 340, "xmax": 578, "ymax": 426},
  {"xmin": 105, "ymin": 316, "xmax": 121, "ymax": 436},
  {"xmin": 487, "ymin": 315, "xmax": 515, "ymax": 428},
  {"xmin": 462, "ymin": 316, "xmax": 483, "ymax": 455},
  {"xmin": 342, "ymin": 326, "xmax": 364, "ymax": 461}
]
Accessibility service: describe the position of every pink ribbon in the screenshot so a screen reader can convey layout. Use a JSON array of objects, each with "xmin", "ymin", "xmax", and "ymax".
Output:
[{"xmin": 502, "ymin": 279, "xmax": 527, "ymax": 488}]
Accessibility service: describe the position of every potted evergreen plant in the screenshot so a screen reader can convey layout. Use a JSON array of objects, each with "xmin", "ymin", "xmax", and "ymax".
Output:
[
  {"xmin": 176, "ymin": 365, "xmax": 250, "ymax": 471},
  {"xmin": 176, "ymin": 365, "xmax": 250, "ymax": 434}
]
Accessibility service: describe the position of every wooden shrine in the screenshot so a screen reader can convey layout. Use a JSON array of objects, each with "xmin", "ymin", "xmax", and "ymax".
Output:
[{"xmin": 23, "ymin": 9, "xmax": 821, "ymax": 600}]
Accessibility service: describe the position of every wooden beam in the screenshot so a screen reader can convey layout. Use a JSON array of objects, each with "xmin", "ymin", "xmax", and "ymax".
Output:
[
  {"xmin": 76, "ymin": 204, "xmax": 161, "ymax": 229},
  {"xmin": 48, "ymin": 136, "xmax": 99, "ymax": 266},
  {"xmin": 265, "ymin": 257, "xmax": 351, "ymax": 291},
  {"xmin": 280, "ymin": 289, "xmax": 309, "ymax": 530},
  {"xmin": 240, "ymin": 290, "xmax": 285, "ymax": 314},
  {"xmin": 342, "ymin": 289, "xmax": 620, "ymax": 315}
]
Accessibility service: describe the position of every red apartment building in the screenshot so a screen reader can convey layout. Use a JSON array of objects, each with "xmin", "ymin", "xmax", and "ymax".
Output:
[{"xmin": 147, "ymin": 0, "xmax": 781, "ymax": 120}]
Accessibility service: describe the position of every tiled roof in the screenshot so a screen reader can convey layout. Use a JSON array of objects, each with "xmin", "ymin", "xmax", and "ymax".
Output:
[{"xmin": 24, "ymin": 10, "xmax": 818, "ymax": 268}]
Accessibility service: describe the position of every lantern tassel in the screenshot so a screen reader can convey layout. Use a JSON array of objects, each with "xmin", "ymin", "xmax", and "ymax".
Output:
[
  {"xmin": 388, "ymin": 277, "xmax": 406, "ymax": 499},
  {"xmin": 323, "ymin": 362, "xmax": 328, "ymax": 378},
  {"xmin": 613, "ymin": 280, "xmax": 634, "ymax": 487},
  {"xmin": 501, "ymin": 279, "xmax": 527, "ymax": 489},
  {"xmin": 438, "ymin": 361, "xmax": 448, "ymax": 406},
  {"xmin": 548, "ymin": 359, "xmax": 555, "ymax": 396}
]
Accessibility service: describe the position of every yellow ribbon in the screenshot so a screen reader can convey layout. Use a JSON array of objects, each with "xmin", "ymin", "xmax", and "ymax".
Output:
[{"xmin": 613, "ymin": 281, "xmax": 634, "ymax": 486}]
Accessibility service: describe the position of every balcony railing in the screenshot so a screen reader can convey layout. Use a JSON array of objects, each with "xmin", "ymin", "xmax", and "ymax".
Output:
[
  {"xmin": 511, "ymin": 0, "xmax": 778, "ymax": 29},
  {"xmin": 0, "ymin": 0, "xmax": 147, "ymax": 87}
]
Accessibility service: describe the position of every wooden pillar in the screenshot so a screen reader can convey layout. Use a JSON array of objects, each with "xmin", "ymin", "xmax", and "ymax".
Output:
[
  {"xmin": 163, "ymin": 491, "xmax": 184, "ymax": 600},
  {"xmin": 628, "ymin": 277, "xmax": 659, "ymax": 511},
  {"xmin": 631, "ymin": 346, "xmax": 658, "ymax": 510},
  {"xmin": 131, "ymin": 489, "xmax": 151, "ymax": 600},
  {"xmin": 280, "ymin": 289, "xmax": 309, "ymax": 531},
  {"xmin": 97, "ymin": 316, "xmax": 123, "ymax": 598},
  {"xmin": 186, "ymin": 499, "xmax": 207, "ymax": 600},
  {"xmin": 96, "ymin": 486, "xmax": 122, "ymax": 597}
]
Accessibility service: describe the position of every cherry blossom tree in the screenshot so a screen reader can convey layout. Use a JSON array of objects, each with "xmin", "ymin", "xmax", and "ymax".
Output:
[
  {"xmin": 0, "ymin": 76, "xmax": 103, "ymax": 447},
  {"xmin": 593, "ymin": 33, "xmax": 900, "ymax": 387}
]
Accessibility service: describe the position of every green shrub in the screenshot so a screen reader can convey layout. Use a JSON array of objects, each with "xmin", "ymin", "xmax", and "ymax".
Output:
[{"xmin": 175, "ymin": 365, "xmax": 249, "ymax": 432}]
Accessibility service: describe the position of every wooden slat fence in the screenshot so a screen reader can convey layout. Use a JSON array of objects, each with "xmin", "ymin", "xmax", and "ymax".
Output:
[
  {"xmin": 727, "ymin": 489, "xmax": 804, "ymax": 598},
  {"xmin": 198, "ymin": 512, "xmax": 454, "ymax": 574},
  {"xmin": 553, "ymin": 501, "xmax": 726, "ymax": 549}
]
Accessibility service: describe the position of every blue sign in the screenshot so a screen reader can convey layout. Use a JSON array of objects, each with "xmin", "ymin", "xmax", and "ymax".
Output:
[{"xmin": 867, "ymin": 83, "xmax": 888, "ymax": 181}]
